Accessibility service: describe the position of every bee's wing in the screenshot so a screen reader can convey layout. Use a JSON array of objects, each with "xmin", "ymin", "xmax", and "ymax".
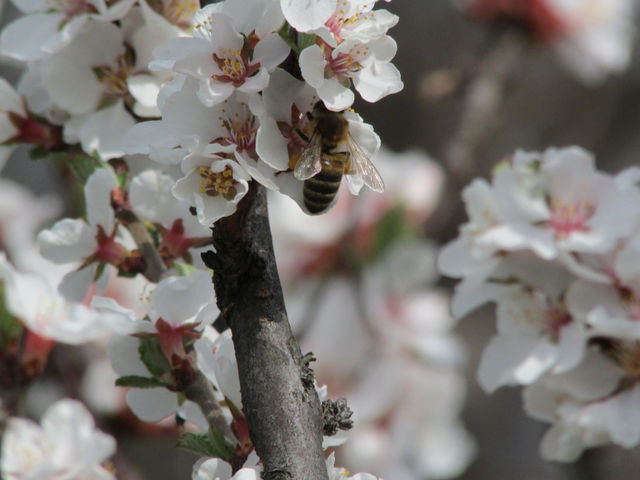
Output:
[
  {"xmin": 345, "ymin": 133, "xmax": 385, "ymax": 194},
  {"xmin": 294, "ymin": 132, "xmax": 323, "ymax": 181}
]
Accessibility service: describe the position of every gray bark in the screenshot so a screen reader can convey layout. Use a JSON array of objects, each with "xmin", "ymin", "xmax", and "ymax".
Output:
[{"xmin": 202, "ymin": 183, "xmax": 328, "ymax": 480}]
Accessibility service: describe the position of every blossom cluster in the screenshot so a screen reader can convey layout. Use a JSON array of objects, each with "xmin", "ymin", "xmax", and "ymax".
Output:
[
  {"xmin": 0, "ymin": 0, "xmax": 405, "ymax": 478},
  {"xmin": 453, "ymin": 0, "xmax": 638, "ymax": 84},
  {"xmin": 440, "ymin": 146, "xmax": 640, "ymax": 461}
]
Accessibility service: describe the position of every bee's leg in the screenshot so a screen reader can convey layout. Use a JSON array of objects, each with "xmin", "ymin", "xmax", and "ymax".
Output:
[
  {"xmin": 306, "ymin": 111, "xmax": 314, "ymax": 121},
  {"xmin": 295, "ymin": 128, "xmax": 310, "ymax": 143},
  {"xmin": 275, "ymin": 168, "xmax": 294, "ymax": 176},
  {"xmin": 344, "ymin": 154, "xmax": 352, "ymax": 174}
]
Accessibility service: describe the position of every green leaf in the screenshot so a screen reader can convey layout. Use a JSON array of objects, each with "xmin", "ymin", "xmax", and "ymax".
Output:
[
  {"xmin": 0, "ymin": 283, "xmax": 23, "ymax": 350},
  {"xmin": 297, "ymin": 33, "xmax": 317, "ymax": 52},
  {"xmin": 177, "ymin": 428, "xmax": 235, "ymax": 460},
  {"xmin": 371, "ymin": 205, "xmax": 414, "ymax": 259},
  {"xmin": 115, "ymin": 375, "xmax": 171, "ymax": 388},
  {"xmin": 67, "ymin": 153, "xmax": 103, "ymax": 184},
  {"xmin": 278, "ymin": 22, "xmax": 299, "ymax": 55},
  {"xmin": 208, "ymin": 427, "xmax": 236, "ymax": 459},
  {"xmin": 138, "ymin": 336, "xmax": 171, "ymax": 376},
  {"xmin": 173, "ymin": 262, "xmax": 198, "ymax": 277},
  {"xmin": 116, "ymin": 170, "xmax": 128, "ymax": 189}
]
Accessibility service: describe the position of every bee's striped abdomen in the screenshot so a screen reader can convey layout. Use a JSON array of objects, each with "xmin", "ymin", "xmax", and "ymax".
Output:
[{"xmin": 303, "ymin": 152, "xmax": 346, "ymax": 214}]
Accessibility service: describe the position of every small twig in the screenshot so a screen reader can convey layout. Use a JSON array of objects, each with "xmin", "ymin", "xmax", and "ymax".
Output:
[
  {"xmin": 118, "ymin": 210, "xmax": 168, "ymax": 283},
  {"xmin": 181, "ymin": 369, "xmax": 237, "ymax": 444}
]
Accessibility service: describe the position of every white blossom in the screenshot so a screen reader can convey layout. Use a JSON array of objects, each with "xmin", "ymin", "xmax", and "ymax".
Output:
[
  {"xmin": 0, "ymin": 0, "xmax": 137, "ymax": 61},
  {"xmin": 0, "ymin": 398, "xmax": 116, "ymax": 480}
]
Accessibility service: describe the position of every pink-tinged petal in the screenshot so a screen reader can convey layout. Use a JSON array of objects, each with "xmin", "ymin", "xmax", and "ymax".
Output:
[
  {"xmin": 101, "ymin": 0, "xmax": 137, "ymax": 21},
  {"xmin": 41, "ymin": 14, "xmax": 88, "ymax": 55},
  {"xmin": 85, "ymin": 168, "xmax": 117, "ymax": 230},
  {"xmin": 122, "ymin": 120, "xmax": 177, "ymax": 155},
  {"xmin": 41, "ymin": 399, "xmax": 116, "ymax": 468},
  {"xmin": 107, "ymin": 334, "xmax": 149, "ymax": 377},
  {"xmin": 299, "ymin": 44, "xmax": 326, "ymax": 88},
  {"xmin": 353, "ymin": 61, "xmax": 403, "ymax": 103},
  {"xmin": 0, "ymin": 13, "xmax": 65, "ymax": 61},
  {"xmin": 197, "ymin": 78, "xmax": 236, "ymax": 107},
  {"xmin": 237, "ymin": 68, "xmax": 270, "ymax": 94},
  {"xmin": 37, "ymin": 218, "xmax": 96, "ymax": 263},
  {"xmin": 149, "ymin": 37, "xmax": 208, "ymax": 71},
  {"xmin": 0, "ymin": 146, "xmax": 16, "ymax": 171},
  {"xmin": 171, "ymin": 40, "xmax": 219, "ymax": 77},
  {"xmin": 193, "ymin": 458, "xmax": 233, "ymax": 480},
  {"xmin": 317, "ymin": 76, "xmax": 355, "ymax": 111},
  {"xmin": 477, "ymin": 336, "xmax": 557, "ymax": 393},
  {"xmin": 90, "ymin": 297, "xmax": 152, "ymax": 336},
  {"xmin": 212, "ymin": 331, "xmax": 243, "ymax": 409},
  {"xmin": 58, "ymin": 264, "xmax": 99, "ymax": 303},
  {"xmin": 232, "ymin": 468, "xmax": 262, "ymax": 480},
  {"xmin": 0, "ymin": 78, "xmax": 26, "ymax": 117},
  {"xmin": 236, "ymin": 154, "xmax": 279, "ymax": 190},
  {"xmin": 256, "ymin": 0, "xmax": 285, "ymax": 37},
  {"xmin": 47, "ymin": 59, "xmax": 103, "ymax": 114},
  {"xmin": 256, "ymin": 116, "xmax": 290, "ymax": 170},
  {"xmin": 127, "ymin": 74, "xmax": 161, "ymax": 117},
  {"xmin": 281, "ymin": 0, "xmax": 336, "ymax": 31},
  {"xmin": 150, "ymin": 271, "xmax": 213, "ymax": 325},
  {"xmin": 253, "ymin": 33, "xmax": 290, "ymax": 70},
  {"xmin": 126, "ymin": 388, "xmax": 179, "ymax": 423},
  {"xmin": 367, "ymin": 35, "xmax": 398, "ymax": 63},
  {"xmin": 65, "ymin": 101, "xmax": 136, "ymax": 161}
]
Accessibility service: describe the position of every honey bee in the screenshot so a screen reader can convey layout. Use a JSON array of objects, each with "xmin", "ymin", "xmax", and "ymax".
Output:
[{"xmin": 294, "ymin": 102, "xmax": 385, "ymax": 214}]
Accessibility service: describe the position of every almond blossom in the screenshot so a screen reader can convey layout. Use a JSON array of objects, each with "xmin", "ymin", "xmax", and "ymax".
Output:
[
  {"xmin": 0, "ymin": 253, "xmax": 135, "ymax": 344},
  {"xmin": 37, "ymin": 169, "xmax": 128, "ymax": 301},
  {"xmin": 0, "ymin": 78, "xmax": 63, "ymax": 170},
  {"xmin": 299, "ymin": 34, "xmax": 402, "ymax": 110},
  {"xmin": 440, "ymin": 144, "xmax": 640, "ymax": 460},
  {"xmin": 150, "ymin": 7, "xmax": 290, "ymax": 107},
  {"xmin": 129, "ymin": 169, "xmax": 212, "ymax": 264},
  {"xmin": 0, "ymin": 0, "xmax": 137, "ymax": 61},
  {"xmin": 1, "ymin": 399, "xmax": 117, "ymax": 480}
]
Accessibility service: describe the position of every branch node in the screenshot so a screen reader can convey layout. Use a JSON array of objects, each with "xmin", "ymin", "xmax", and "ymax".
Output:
[{"xmin": 321, "ymin": 398, "xmax": 354, "ymax": 436}]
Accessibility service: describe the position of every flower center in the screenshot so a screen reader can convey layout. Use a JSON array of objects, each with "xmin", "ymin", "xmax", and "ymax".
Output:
[
  {"xmin": 323, "ymin": 43, "xmax": 366, "ymax": 78},
  {"xmin": 93, "ymin": 49, "xmax": 136, "ymax": 100},
  {"xmin": 544, "ymin": 307, "xmax": 572, "ymax": 343},
  {"xmin": 325, "ymin": 2, "xmax": 376, "ymax": 44},
  {"xmin": 278, "ymin": 104, "xmax": 315, "ymax": 168},
  {"xmin": 47, "ymin": 0, "xmax": 97, "ymax": 17},
  {"xmin": 548, "ymin": 198, "xmax": 596, "ymax": 238},
  {"xmin": 212, "ymin": 46, "xmax": 260, "ymax": 87},
  {"xmin": 214, "ymin": 102, "xmax": 258, "ymax": 156},
  {"xmin": 94, "ymin": 225, "xmax": 127, "ymax": 265},
  {"xmin": 198, "ymin": 165, "xmax": 238, "ymax": 200}
]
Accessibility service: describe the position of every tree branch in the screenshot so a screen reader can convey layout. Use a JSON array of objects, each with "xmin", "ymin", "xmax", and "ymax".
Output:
[{"xmin": 202, "ymin": 183, "xmax": 329, "ymax": 480}]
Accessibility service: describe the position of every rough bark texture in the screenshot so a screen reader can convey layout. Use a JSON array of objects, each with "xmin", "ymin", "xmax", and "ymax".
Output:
[{"xmin": 202, "ymin": 183, "xmax": 328, "ymax": 480}]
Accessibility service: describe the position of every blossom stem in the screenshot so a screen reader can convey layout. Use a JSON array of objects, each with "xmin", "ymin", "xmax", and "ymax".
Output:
[
  {"xmin": 202, "ymin": 182, "xmax": 329, "ymax": 480},
  {"xmin": 117, "ymin": 210, "xmax": 169, "ymax": 283}
]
